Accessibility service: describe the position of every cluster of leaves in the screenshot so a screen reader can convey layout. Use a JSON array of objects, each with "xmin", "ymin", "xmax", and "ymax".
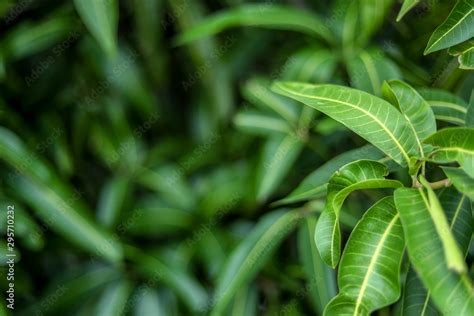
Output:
[{"xmin": 0, "ymin": 0, "xmax": 473, "ymax": 315}]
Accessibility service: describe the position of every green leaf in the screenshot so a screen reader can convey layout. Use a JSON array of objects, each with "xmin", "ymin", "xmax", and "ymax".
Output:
[
  {"xmin": 466, "ymin": 91, "xmax": 474, "ymax": 127},
  {"xmin": 243, "ymin": 78, "xmax": 300, "ymax": 124},
  {"xmin": 97, "ymin": 176, "xmax": 129, "ymax": 228},
  {"xmin": 402, "ymin": 187, "xmax": 472, "ymax": 316},
  {"xmin": 94, "ymin": 280, "xmax": 133, "ymax": 316},
  {"xmin": 424, "ymin": 0, "xmax": 474, "ymax": 54},
  {"xmin": 272, "ymin": 82, "xmax": 420, "ymax": 166},
  {"xmin": 383, "ymin": 80, "xmax": 437, "ymax": 156},
  {"xmin": 324, "ymin": 197, "xmax": 405, "ymax": 316},
  {"xmin": 298, "ymin": 217, "xmax": 337, "ymax": 314},
  {"xmin": 442, "ymin": 167, "xmax": 474, "ymax": 200},
  {"xmin": 394, "ymin": 188, "xmax": 474, "ymax": 315},
  {"xmin": 276, "ymin": 145, "xmax": 387, "ymax": 205},
  {"xmin": 419, "ymin": 177, "xmax": 466, "ymax": 273},
  {"xmin": 133, "ymin": 287, "xmax": 170, "ymax": 316},
  {"xmin": 424, "ymin": 127, "xmax": 474, "ymax": 178},
  {"xmin": 418, "ymin": 88, "xmax": 469, "ymax": 125},
  {"xmin": 347, "ymin": 49, "xmax": 402, "ymax": 96},
  {"xmin": 233, "ymin": 110, "xmax": 292, "ymax": 137},
  {"xmin": 74, "ymin": 0, "xmax": 118, "ymax": 57},
  {"xmin": 448, "ymin": 39, "xmax": 474, "ymax": 69},
  {"xmin": 211, "ymin": 209, "xmax": 303, "ymax": 316},
  {"xmin": 230, "ymin": 285, "xmax": 258, "ymax": 316},
  {"xmin": 315, "ymin": 160, "xmax": 403, "ymax": 267},
  {"xmin": 124, "ymin": 245, "xmax": 208, "ymax": 312},
  {"xmin": 397, "ymin": 0, "xmax": 421, "ymax": 21},
  {"xmin": 0, "ymin": 127, "xmax": 122, "ymax": 262},
  {"xmin": 174, "ymin": 4, "xmax": 333, "ymax": 46},
  {"xmin": 256, "ymin": 134, "xmax": 304, "ymax": 202},
  {"xmin": 281, "ymin": 48, "xmax": 338, "ymax": 83}
]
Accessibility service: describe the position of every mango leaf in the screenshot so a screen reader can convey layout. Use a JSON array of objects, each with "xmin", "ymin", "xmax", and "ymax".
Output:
[
  {"xmin": 74, "ymin": 0, "xmax": 118, "ymax": 57},
  {"xmin": 467, "ymin": 91, "xmax": 474, "ymax": 127},
  {"xmin": 298, "ymin": 217, "xmax": 337, "ymax": 314},
  {"xmin": 397, "ymin": 0, "xmax": 421, "ymax": 21},
  {"xmin": 133, "ymin": 287, "xmax": 170, "ymax": 316},
  {"xmin": 281, "ymin": 48, "xmax": 338, "ymax": 83},
  {"xmin": 233, "ymin": 110, "xmax": 291, "ymax": 137},
  {"xmin": 94, "ymin": 280, "xmax": 133, "ymax": 316},
  {"xmin": 324, "ymin": 197, "xmax": 404, "ymax": 316},
  {"xmin": 418, "ymin": 88, "xmax": 469, "ymax": 125},
  {"xmin": 448, "ymin": 39, "xmax": 474, "ymax": 69},
  {"xmin": 442, "ymin": 167, "xmax": 474, "ymax": 200},
  {"xmin": 383, "ymin": 80, "xmax": 437, "ymax": 156},
  {"xmin": 402, "ymin": 187, "xmax": 472, "ymax": 316},
  {"xmin": 211, "ymin": 209, "xmax": 303, "ymax": 316},
  {"xmin": 97, "ymin": 176, "xmax": 129, "ymax": 228},
  {"xmin": 174, "ymin": 4, "xmax": 333, "ymax": 46},
  {"xmin": 315, "ymin": 160, "xmax": 403, "ymax": 267},
  {"xmin": 124, "ymin": 245, "xmax": 208, "ymax": 313},
  {"xmin": 243, "ymin": 78, "xmax": 300, "ymax": 124},
  {"xmin": 424, "ymin": 127, "xmax": 474, "ymax": 178},
  {"xmin": 358, "ymin": 0, "xmax": 395, "ymax": 45},
  {"xmin": 230, "ymin": 285, "xmax": 258, "ymax": 316},
  {"xmin": 394, "ymin": 188, "xmax": 474, "ymax": 315},
  {"xmin": 347, "ymin": 48, "xmax": 402, "ymax": 96},
  {"xmin": 419, "ymin": 177, "xmax": 466, "ymax": 272},
  {"xmin": 425, "ymin": 0, "xmax": 474, "ymax": 54},
  {"xmin": 0, "ymin": 127, "xmax": 122, "ymax": 262},
  {"xmin": 272, "ymin": 82, "xmax": 420, "ymax": 166},
  {"xmin": 256, "ymin": 134, "xmax": 304, "ymax": 202},
  {"xmin": 275, "ymin": 145, "xmax": 387, "ymax": 205}
]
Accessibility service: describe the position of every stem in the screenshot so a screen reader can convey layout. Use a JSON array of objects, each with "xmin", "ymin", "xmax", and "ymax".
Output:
[{"xmin": 413, "ymin": 178, "xmax": 452, "ymax": 189}]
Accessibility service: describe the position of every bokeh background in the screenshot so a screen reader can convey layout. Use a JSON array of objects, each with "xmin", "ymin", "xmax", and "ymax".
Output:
[{"xmin": 0, "ymin": 0, "xmax": 473, "ymax": 315}]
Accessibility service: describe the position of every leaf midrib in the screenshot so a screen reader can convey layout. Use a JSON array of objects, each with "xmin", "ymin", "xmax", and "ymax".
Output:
[
  {"xmin": 276, "ymin": 85, "xmax": 412, "ymax": 165},
  {"xmin": 354, "ymin": 213, "xmax": 400, "ymax": 315}
]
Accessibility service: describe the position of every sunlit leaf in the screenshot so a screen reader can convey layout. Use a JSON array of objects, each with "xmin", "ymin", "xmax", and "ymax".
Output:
[
  {"xmin": 397, "ymin": 0, "xmax": 421, "ymax": 21},
  {"xmin": 425, "ymin": 0, "xmax": 474, "ymax": 54},
  {"xmin": 272, "ymin": 82, "xmax": 420, "ymax": 166}
]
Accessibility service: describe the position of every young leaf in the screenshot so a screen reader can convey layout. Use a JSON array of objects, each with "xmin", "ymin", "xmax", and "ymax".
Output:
[
  {"xmin": 256, "ymin": 134, "xmax": 304, "ymax": 202},
  {"xmin": 424, "ymin": 0, "xmax": 474, "ymax": 55},
  {"xmin": 272, "ymin": 82, "xmax": 420, "ymax": 166},
  {"xmin": 466, "ymin": 91, "xmax": 474, "ymax": 127},
  {"xmin": 211, "ymin": 209, "xmax": 303, "ymax": 316},
  {"xmin": 315, "ymin": 160, "xmax": 403, "ymax": 267},
  {"xmin": 424, "ymin": 127, "xmax": 474, "ymax": 178},
  {"xmin": 74, "ymin": 0, "xmax": 118, "ymax": 57},
  {"xmin": 442, "ymin": 167, "xmax": 474, "ymax": 200},
  {"xmin": 394, "ymin": 188, "xmax": 474, "ymax": 315},
  {"xmin": 418, "ymin": 88, "xmax": 469, "ymax": 125},
  {"xmin": 298, "ymin": 217, "xmax": 337, "ymax": 314},
  {"xmin": 419, "ymin": 177, "xmax": 466, "ymax": 273},
  {"xmin": 324, "ymin": 197, "xmax": 405, "ymax": 316},
  {"xmin": 383, "ymin": 80, "xmax": 437, "ymax": 156},
  {"xmin": 347, "ymin": 49, "xmax": 401, "ymax": 96},
  {"xmin": 276, "ymin": 145, "xmax": 387, "ymax": 205},
  {"xmin": 397, "ymin": 0, "xmax": 421, "ymax": 21},
  {"xmin": 174, "ymin": 4, "xmax": 333, "ymax": 46}
]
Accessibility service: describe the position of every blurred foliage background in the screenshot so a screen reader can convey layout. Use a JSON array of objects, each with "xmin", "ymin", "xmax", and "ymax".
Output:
[{"xmin": 0, "ymin": 0, "xmax": 472, "ymax": 315}]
